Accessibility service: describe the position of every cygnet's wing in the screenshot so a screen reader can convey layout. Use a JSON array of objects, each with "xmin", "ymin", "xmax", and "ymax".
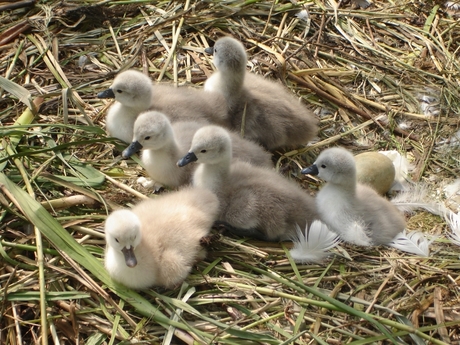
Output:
[
  {"xmin": 356, "ymin": 184, "xmax": 406, "ymax": 245},
  {"xmin": 237, "ymin": 74, "xmax": 318, "ymax": 150},
  {"xmin": 131, "ymin": 188, "xmax": 219, "ymax": 288},
  {"xmin": 151, "ymin": 84, "xmax": 229, "ymax": 126},
  {"xmin": 219, "ymin": 161, "xmax": 317, "ymax": 241},
  {"xmin": 229, "ymin": 132, "xmax": 273, "ymax": 168}
]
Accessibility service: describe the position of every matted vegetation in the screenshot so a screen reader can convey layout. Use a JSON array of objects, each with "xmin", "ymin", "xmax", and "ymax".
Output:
[{"xmin": 1, "ymin": 0, "xmax": 459, "ymax": 344}]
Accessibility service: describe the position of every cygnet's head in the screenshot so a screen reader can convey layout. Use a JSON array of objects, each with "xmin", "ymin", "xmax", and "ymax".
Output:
[
  {"xmin": 177, "ymin": 125, "xmax": 232, "ymax": 167},
  {"xmin": 105, "ymin": 209, "xmax": 142, "ymax": 268},
  {"xmin": 205, "ymin": 37, "xmax": 247, "ymax": 74},
  {"xmin": 302, "ymin": 147, "xmax": 356, "ymax": 185},
  {"xmin": 122, "ymin": 111, "xmax": 173, "ymax": 158},
  {"xmin": 98, "ymin": 70, "xmax": 152, "ymax": 110}
]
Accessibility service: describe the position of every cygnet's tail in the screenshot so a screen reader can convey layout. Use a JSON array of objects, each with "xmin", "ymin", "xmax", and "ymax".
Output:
[{"xmin": 289, "ymin": 221, "xmax": 340, "ymax": 263}]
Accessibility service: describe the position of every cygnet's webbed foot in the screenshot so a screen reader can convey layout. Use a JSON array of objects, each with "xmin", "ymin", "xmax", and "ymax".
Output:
[
  {"xmin": 212, "ymin": 220, "xmax": 271, "ymax": 241},
  {"xmin": 136, "ymin": 177, "xmax": 163, "ymax": 192},
  {"xmin": 200, "ymin": 233, "xmax": 221, "ymax": 247}
]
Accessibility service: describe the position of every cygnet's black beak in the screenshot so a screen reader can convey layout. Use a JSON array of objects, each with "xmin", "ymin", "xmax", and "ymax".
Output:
[
  {"xmin": 301, "ymin": 164, "xmax": 319, "ymax": 176},
  {"xmin": 97, "ymin": 88, "xmax": 115, "ymax": 99},
  {"xmin": 122, "ymin": 141, "xmax": 143, "ymax": 159},
  {"xmin": 204, "ymin": 46, "xmax": 214, "ymax": 55},
  {"xmin": 122, "ymin": 246, "xmax": 137, "ymax": 268},
  {"xmin": 177, "ymin": 152, "xmax": 198, "ymax": 167}
]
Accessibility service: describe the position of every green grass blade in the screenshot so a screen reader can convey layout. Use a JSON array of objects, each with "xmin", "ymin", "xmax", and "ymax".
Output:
[{"xmin": 2, "ymin": 291, "xmax": 91, "ymax": 301}]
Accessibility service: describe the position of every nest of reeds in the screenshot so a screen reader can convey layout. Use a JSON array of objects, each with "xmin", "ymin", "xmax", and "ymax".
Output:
[{"xmin": 1, "ymin": 1, "xmax": 459, "ymax": 344}]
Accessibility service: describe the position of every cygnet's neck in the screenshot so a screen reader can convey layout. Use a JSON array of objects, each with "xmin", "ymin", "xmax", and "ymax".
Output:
[
  {"xmin": 195, "ymin": 151, "xmax": 232, "ymax": 192},
  {"xmin": 206, "ymin": 69, "xmax": 244, "ymax": 106},
  {"xmin": 147, "ymin": 134, "xmax": 181, "ymax": 161},
  {"xmin": 166, "ymin": 136, "xmax": 183, "ymax": 160},
  {"xmin": 121, "ymin": 90, "xmax": 152, "ymax": 113},
  {"xmin": 114, "ymin": 102, "xmax": 140, "ymax": 118},
  {"xmin": 325, "ymin": 172, "xmax": 357, "ymax": 196}
]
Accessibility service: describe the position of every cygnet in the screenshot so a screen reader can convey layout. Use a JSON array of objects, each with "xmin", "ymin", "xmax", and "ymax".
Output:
[
  {"xmin": 104, "ymin": 187, "xmax": 219, "ymax": 289},
  {"xmin": 301, "ymin": 147, "xmax": 405, "ymax": 246},
  {"xmin": 97, "ymin": 69, "xmax": 229, "ymax": 143},
  {"xmin": 204, "ymin": 36, "xmax": 318, "ymax": 151},
  {"xmin": 177, "ymin": 125, "xmax": 319, "ymax": 241},
  {"xmin": 122, "ymin": 111, "xmax": 273, "ymax": 189}
]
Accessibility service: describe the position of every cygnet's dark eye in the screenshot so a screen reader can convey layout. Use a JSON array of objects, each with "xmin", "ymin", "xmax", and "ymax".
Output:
[
  {"xmin": 115, "ymin": 238, "xmax": 119, "ymax": 243},
  {"xmin": 200, "ymin": 149, "xmax": 207, "ymax": 153},
  {"xmin": 145, "ymin": 136, "xmax": 151, "ymax": 140},
  {"xmin": 321, "ymin": 164, "xmax": 326, "ymax": 168},
  {"xmin": 116, "ymin": 89, "xmax": 123, "ymax": 94}
]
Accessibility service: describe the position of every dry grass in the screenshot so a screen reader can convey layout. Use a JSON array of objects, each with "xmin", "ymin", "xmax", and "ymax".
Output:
[{"xmin": 1, "ymin": 0, "xmax": 459, "ymax": 344}]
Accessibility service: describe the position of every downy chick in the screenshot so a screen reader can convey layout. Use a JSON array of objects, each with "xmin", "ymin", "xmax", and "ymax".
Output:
[
  {"xmin": 104, "ymin": 187, "xmax": 219, "ymax": 289},
  {"xmin": 204, "ymin": 37, "xmax": 318, "ymax": 151},
  {"xmin": 302, "ymin": 147, "xmax": 405, "ymax": 246},
  {"xmin": 177, "ymin": 125, "xmax": 319, "ymax": 241}
]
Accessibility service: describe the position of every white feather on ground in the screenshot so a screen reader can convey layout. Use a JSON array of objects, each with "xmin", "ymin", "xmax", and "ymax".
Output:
[
  {"xmin": 445, "ymin": 1, "xmax": 460, "ymax": 11},
  {"xmin": 444, "ymin": 178, "xmax": 460, "ymax": 198},
  {"xmin": 378, "ymin": 150, "xmax": 414, "ymax": 192},
  {"xmin": 444, "ymin": 178, "xmax": 460, "ymax": 213},
  {"xmin": 290, "ymin": 220, "xmax": 341, "ymax": 263},
  {"xmin": 388, "ymin": 230, "xmax": 433, "ymax": 257},
  {"xmin": 390, "ymin": 183, "xmax": 444, "ymax": 214},
  {"xmin": 416, "ymin": 89, "xmax": 441, "ymax": 117},
  {"xmin": 436, "ymin": 128, "xmax": 460, "ymax": 147},
  {"xmin": 391, "ymin": 183, "xmax": 460, "ymax": 247},
  {"xmin": 295, "ymin": 9, "xmax": 309, "ymax": 20},
  {"xmin": 446, "ymin": 211, "xmax": 460, "ymax": 246}
]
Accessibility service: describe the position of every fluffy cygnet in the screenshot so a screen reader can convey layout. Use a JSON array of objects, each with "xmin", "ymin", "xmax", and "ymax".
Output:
[
  {"xmin": 104, "ymin": 187, "xmax": 219, "ymax": 289},
  {"xmin": 97, "ymin": 69, "xmax": 229, "ymax": 143},
  {"xmin": 177, "ymin": 125, "xmax": 319, "ymax": 241},
  {"xmin": 122, "ymin": 111, "xmax": 273, "ymax": 189},
  {"xmin": 302, "ymin": 147, "xmax": 405, "ymax": 246},
  {"xmin": 204, "ymin": 36, "xmax": 318, "ymax": 151}
]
